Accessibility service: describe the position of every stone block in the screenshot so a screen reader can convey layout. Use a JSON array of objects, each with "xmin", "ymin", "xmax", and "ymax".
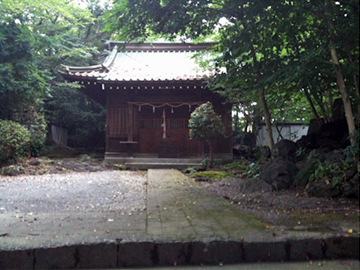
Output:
[
  {"xmin": 0, "ymin": 249, "xmax": 33, "ymax": 269},
  {"xmin": 34, "ymin": 246, "xmax": 76, "ymax": 269},
  {"xmin": 118, "ymin": 242, "xmax": 155, "ymax": 267},
  {"xmin": 243, "ymin": 241, "xmax": 286, "ymax": 262},
  {"xmin": 157, "ymin": 242, "xmax": 190, "ymax": 266},
  {"xmin": 189, "ymin": 240, "xmax": 243, "ymax": 265},
  {"xmin": 288, "ymin": 239, "xmax": 323, "ymax": 261},
  {"xmin": 324, "ymin": 237, "xmax": 359, "ymax": 259},
  {"xmin": 77, "ymin": 243, "xmax": 117, "ymax": 268}
]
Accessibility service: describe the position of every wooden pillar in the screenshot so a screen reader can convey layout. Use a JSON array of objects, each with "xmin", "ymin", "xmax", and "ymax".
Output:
[{"xmin": 128, "ymin": 103, "xmax": 133, "ymax": 141}]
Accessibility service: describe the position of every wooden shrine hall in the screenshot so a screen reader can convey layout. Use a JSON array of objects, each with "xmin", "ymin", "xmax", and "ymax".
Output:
[{"xmin": 60, "ymin": 42, "xmax": 232, "ymax": 163}]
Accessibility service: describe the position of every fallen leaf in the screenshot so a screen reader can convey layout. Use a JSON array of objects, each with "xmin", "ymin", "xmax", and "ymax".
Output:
[
  {"xmin": 348, "ymin": 229, "xmax": 353, "ymax": 233},
  {"xmin": 272, "ymin": 232, "xmax": 277, "ymax": 237}
]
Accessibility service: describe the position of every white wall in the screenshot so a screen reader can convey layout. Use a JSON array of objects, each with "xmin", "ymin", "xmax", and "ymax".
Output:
[{"xmin": 257, "ymin": 124, "xmax": 308, "ymax": 146}]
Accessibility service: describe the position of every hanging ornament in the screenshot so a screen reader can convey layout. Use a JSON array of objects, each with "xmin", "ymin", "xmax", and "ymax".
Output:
[
  {"xmin": 153, "ymin": 106, "xmax": 155, "ymax": 113},
  {"xmin": 162, "ymin": 108, "xmax": 166, "ymax": 139},
  {"xmin": 171, "ymin": 107, "xmax": 174, "ymax": 113},
  {"xmin": 138, "ymin": 105, "xmax": 141, "ymax": 112},
  {"xmin": 189, "ymin": 104, "xmax": 191, "ymax": 112}
]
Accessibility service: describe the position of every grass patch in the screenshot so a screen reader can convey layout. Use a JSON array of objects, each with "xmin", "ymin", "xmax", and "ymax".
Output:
[
  {"xmin": 289, "ymin": 211, "xmax": 357, "ymax": 223},
  {"xmin": 222, "ymin": 162, "xmax": 248, "ymax": 171},
  {"xmin": 193, "ymin": 171, "xmax": 234, "ymax": 180}
]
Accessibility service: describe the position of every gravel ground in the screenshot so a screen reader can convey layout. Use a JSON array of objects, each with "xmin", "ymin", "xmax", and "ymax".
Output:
[{"xmin": 0, "ymin": 171, "xmax": 147, "ymax": 215}]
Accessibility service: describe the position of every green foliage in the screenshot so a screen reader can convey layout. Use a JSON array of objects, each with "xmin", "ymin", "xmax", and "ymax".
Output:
[
  {"xmin": 45, "ymin": 87, "xmax": 106, "ymax": 147},
  {"xmin": 29, "ymin": 112, "xmax": 47, "ymax": 157},
  {"xmin": 189, "ymin": 102, "xmax": 224, "ymax": 142},
  {"xmin": 309, "ymin": 161, "xmax": 348, "ymax": 188},
  {"xmin": 344, "ymin": 129, "xmax": 359, "ymax": 164},
  {"xmin": 0, "ymin": 21, "xmax": 47, "ymax": 120},
  {"xmin": 222, "ymin": 162, "xmax": 248, "ymax": 171},
  {"xmin": 222, "ymin": 160, "xmax": 249, "ymax": 176},
  {"xmin": 294, "ymin": 163, "xmax": 317, "ymax": 187},
  {"xmin": 192, "ymin": 171, "xmax": 234, "ymax": 180},
  {"xmin": 242, "ymin": 162, "xmax": 262, "ymax": 179},
  {"xmin": 0, "ymin": 120, "xmax": 31, "ymax": 162},
  {"xmin": 186, "ymin": 167, "xmax": 197, "ymax": 174},
  {"xmin": 0, "ymin": 165, "xmax": 25, "ymax": 176},
  {"xmin": 295, "ymin": 137, "xmax": 359, "ymax": 189},
  {"xmin": 189, "ymin": 102, "xmax": 225, "ymax": 167},
  {"xmin": 105, "ymin": 0, "xmax": 359, "ymax": 129},
  {"xmin": 12, "ymin": 107, "xmax": 47, "ymax": 157},
  {"xmin": 1, "ymin": 0, "xmax": 110, "ymax": 149}
]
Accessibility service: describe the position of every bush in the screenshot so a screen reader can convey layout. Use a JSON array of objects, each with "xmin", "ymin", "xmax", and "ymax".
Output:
[
  {"xmin": 0, "ymin": 120, "xmax": 31, "ymax": 162},
  {"xmin": 12, "ymin": 107, "xmax": 47, "ymax": 157}
]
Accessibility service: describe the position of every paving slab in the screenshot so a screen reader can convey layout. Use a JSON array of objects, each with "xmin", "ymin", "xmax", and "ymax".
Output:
[{"xmin": 0, "ymin": 169, "xmax": 359, "ymax": 269}]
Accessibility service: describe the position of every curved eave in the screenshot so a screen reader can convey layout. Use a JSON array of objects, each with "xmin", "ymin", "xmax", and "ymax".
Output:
[
  {"xmin": 96, "ymin": 78, "xmax": 207, "ymax": 83},
  {"xmin": 60, "ymin": 46, "xmax": 118, "ymax": 74}
]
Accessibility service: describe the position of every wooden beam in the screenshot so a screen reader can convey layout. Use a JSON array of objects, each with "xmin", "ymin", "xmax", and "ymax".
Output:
[{"xmin": 128, "ymin": 103, "xmax": 133, "ymax": 141}]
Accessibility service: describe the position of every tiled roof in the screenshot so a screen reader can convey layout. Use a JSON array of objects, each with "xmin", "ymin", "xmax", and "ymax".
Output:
[{"xmin": 60, "ymin": 43, "xmax": 215, "ymax": 82}]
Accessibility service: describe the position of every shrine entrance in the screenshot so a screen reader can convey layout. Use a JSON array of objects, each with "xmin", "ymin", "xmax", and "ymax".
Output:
[{"xmin": 135, "ymin": 102, "xmax": 203, "ymax": 157}]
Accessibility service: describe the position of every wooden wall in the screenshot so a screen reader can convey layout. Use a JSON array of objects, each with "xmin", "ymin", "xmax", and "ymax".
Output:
[{"xmin": 105, "ymin": 84, "xmax": 232, "ymax": 156}]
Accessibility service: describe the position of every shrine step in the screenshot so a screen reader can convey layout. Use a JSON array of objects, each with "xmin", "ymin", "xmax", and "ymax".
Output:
[
  {"xmin": 124, "ymin": 160, "xmax": 203, "ymax": 170},
  {"xmin": 104, "ymin": 157, "xmax": 203, "ymax": 170}
]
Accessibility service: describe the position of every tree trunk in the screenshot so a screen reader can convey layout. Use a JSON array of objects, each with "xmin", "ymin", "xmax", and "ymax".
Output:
[
  {"xmin": 304, "ymin": 88, "xmax": 322, "ymax": 123},
  {"xmin": 208, "ymin": 139, "xmax": 214, "ymax": 168},
  {"xmin": 346, "ymin": 46, "xmax": 360, "ymax": 122},
  {"xmin": 248, "ymin": 38, "xmax": 274, "ymax": 151},
  {"xmin": 330, "ymin": 48, "xmax": 356, "ymax": 143},
  {"xmin": 260, "ymin": 87, "xmax": 274, "ymax": 151},
  {"xmin": 325, "ymin": 0, "xmax": 356, "ymax": 144}
]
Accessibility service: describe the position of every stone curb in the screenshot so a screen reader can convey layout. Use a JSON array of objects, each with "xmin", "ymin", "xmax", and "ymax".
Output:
[{"xmin": 1, "ymin": 236, "xmax": 358, "ymax": 269}]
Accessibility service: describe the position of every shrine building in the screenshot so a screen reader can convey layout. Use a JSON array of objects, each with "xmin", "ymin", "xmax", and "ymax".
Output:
[{"xmin": 59, "ymin": 42, "xmax": 232, "ymax": 165}]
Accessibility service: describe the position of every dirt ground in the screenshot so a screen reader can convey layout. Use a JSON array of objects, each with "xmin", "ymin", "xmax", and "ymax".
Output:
[
  {"xmin": 199, "ymin": 178, "xmax": 359, "ymax": 228},
  {"xmin": 2, "ymin": 156, "xmax": 359, "ymax": 228}
]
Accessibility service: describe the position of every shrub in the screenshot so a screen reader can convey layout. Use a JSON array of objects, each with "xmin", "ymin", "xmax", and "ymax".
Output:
[
  {"xmin": 242, "ymin": 162, "xmax": 262, "ymax": 178},
  {"xmin": 189, "ymin": 102, "xmax": 225, "ymax": 167},
  {"xmin": 0, "ymin": 120, "xmax": 31, "ymax": 162},
  {"xmin": 12, "ymin": 107, "xmax": 47, "ymax": 157}
]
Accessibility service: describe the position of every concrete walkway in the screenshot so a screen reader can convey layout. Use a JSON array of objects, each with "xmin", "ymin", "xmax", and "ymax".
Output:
[{"xmin": 0, "ymin": 169, "xmax": 359, "ymax": 269}]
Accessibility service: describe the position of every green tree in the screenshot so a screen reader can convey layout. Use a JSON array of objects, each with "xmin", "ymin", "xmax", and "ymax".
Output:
[
  {"xmin": 1, "ymin": 0, "xmax": 109, "ymax": 149},
  {"xmin": 0, "ymin": 20, "xmax": 47, "ymax": 120},
  {"xmin": 105, "ymin": 0, "xmax": 359, "ymax": 147},
  {"xmin": 189, "ymin": 102, "xmax": 225, "ymax": 168}
]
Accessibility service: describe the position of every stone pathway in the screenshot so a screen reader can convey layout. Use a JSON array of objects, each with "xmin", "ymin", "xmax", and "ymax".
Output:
[
  {"xmin": 146, "ymin": 169, "xmax": 266, "ymax": 241},
  {"xmin": 0, "ymin": 169, "xmax": 358, "ymax": 269}
]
